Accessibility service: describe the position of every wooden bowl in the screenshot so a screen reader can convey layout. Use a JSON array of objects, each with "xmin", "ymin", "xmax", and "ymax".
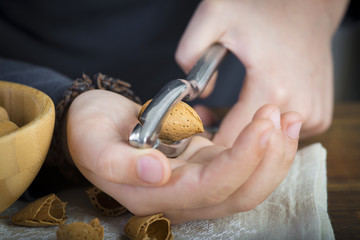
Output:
[{"xmin": 0, "ymin": 81, "xmax": 55, "ymax": 213}]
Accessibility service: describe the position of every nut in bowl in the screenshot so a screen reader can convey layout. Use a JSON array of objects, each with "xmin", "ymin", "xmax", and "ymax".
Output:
[{"xmin": 0, "ymin": 81, "xmax": 55, "ymax": 213}]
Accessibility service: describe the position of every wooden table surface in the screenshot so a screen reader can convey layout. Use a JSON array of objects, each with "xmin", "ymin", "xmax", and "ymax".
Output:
[{"xmin": 299, "ymin": 102, "xmax": 360, "ymax": 239}]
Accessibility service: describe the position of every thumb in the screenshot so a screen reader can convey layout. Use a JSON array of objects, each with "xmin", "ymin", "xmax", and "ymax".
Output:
[
  {"xmin": 69, "ymin": 132, "xmax": 172, "ymax": 187},
  {"xmin": 96, "ymin": 144, "xmax": 172, "ymax": 186}
]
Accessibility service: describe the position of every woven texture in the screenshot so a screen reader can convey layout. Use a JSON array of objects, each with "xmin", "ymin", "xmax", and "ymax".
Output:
[{"xmin": 0, "ymin": 143, "xmax": 334, "ymax": 240}]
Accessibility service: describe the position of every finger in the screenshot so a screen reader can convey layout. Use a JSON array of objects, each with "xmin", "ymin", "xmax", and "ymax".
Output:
[
  {"xmin": 299, "ymin": 96, "xmax": 332, "ymax": 139},
  {"xmin": 165, "ymin": 112, "xmax": 302, "ymax": 224},
  {"xmin": 252, "ymin": 104, "xmax": 279, "ymax": 125},
  {"xmin": 200, "ymin": 71, "xmax": 218, "ymax": 98},
  {"xmin": 176, "ymin": 111, "xmax": 278, "ymax": 209},
  {"xmin": 280, "ymin": 111, "xmax": 302, "ymax": 164},
  {"xmin": 67, "ymin": 90, "xmax": 171, "ymax": 186},
  {"xmin": 213, "ymin": 98, "xmax": 267, "ymax": 147},
  {"xmin": 223, "ymin": 111, "xmax": 301, "ymax": 213},
  {"xmin": 173, "ymin": 118, "xmax": 275, "ymax": 209},
  {"xmin": 175, "ymin": 1, "xmax": 228, "ymax": 72},
  {"xmin": 174, "ymin": 135, "xmax": 216, "ymax": 164},
  {"xmin": 166, "ymin": 131, "xmax": 286, "ymax": 223}
]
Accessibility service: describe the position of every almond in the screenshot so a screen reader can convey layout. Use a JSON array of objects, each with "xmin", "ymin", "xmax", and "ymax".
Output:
[
  {"xmin": 0, "ymin": 106, "xmax": 9, "ymax": 121},
  {"xmin": 139, "ymin": 100, "xmax": 204, "ymax": 142},
  {"xmin": 0, "ymin": 120, "xmax": 19, "ymax": 137}
]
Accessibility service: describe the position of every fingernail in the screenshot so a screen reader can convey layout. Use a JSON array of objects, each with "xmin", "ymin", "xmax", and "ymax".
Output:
[
  {"xmin": 137, "ymin": 156, "xmax": 163, "ymax": 184},
  {"xmin": 268, "ymin": 109, "xmax": 281, "ymax": 129},
  {"xmin": 287, "ymin": 121, "xmax": 302, "ymax": 139},
  {"xmin": 260, "ymin": 130, "xmax": 273, "ymax": 147}
]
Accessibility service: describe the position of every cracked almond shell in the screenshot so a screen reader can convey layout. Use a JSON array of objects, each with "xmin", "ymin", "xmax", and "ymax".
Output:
[
  {"xmin": 86, "ymin": 186, "xmax": 127, "ymax": 217},
  {"xmin": 11, "ymin": 194, "xmax": 67, "ymax": 227},
  {"xmin": 0, "ymin": 106, "xmax": 9, "ymax": 121},
  {"xmin": 57, "ymin": 218, "xmax": 104, "ymax": 240},
  {"xmin": 124, "ymin": 213, "xmax": 173, "ymax": 240}
]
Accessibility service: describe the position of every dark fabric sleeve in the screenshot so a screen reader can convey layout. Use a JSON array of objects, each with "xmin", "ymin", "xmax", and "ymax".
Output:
[
  {"xmin": 346, "ymin": 0, "xmax": 360, "ymax": 21},
  {"xmin": 0, "ymin": 57, "xmax": 72, "ymax": 105}
]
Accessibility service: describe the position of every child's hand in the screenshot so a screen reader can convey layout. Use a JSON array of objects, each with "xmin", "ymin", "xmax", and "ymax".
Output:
[{"xmin": 67, "ymin": 90, "xmax": 302, "ymax": 224}]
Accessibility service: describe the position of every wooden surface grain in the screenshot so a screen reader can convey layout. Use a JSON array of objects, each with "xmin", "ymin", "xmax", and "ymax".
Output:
[
  {"xmin": 0, "ymin": 81, "xmax": 55, "ymax": 214},
  {"xmin": 300, "ymin": 102, "xmax": 360, "ymax": 240}
]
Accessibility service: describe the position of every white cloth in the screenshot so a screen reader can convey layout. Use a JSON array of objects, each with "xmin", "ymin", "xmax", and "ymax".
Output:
[{"xmin": 0, "ymin": 143, "xmax": 334, "ymax": 240}]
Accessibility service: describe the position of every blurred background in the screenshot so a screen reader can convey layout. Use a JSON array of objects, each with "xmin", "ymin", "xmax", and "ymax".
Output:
[{"xmin": 333, "ymin": 0, "xmax": 360, "ymax": 102}]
